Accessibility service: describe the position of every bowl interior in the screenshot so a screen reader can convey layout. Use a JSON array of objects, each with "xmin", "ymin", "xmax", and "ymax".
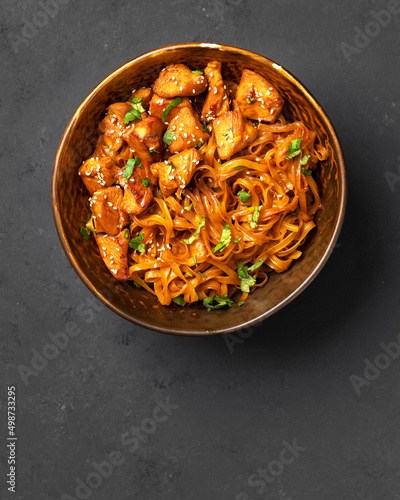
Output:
[{"xmin": 52, "ymin": 44, "xmax": 346, "ymax": 335}]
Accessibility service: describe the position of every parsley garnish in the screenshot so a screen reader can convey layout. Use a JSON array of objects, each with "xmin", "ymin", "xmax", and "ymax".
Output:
[
  {"xmin": 285, "ymin": 138, "xmax": 302, "ymax": 160},
  {"xmin": 141, "ymin": 178, "xmax": 150, "ymax": 187},
  {"xmin": 237, "ymin": 165, "xmax": 243, "ymax": 170},
  {"xmin": 123, "ymin": 157, "xmax": 143, "ymax": 181},
  {"xmin": 79, "ymin": 227, "xmax": 90, "ymax": 240},
  {"xmin": 133, "ymin": 281, "xmax": 141, "ymax": 288},
  {"xmin": 149, "ymin": 149, "xmax": 159, "ymax": 157},
  {"xmin": 202, "ymin": 120, "xmax": 208, "ymax": 133},
  {"xmin": 301, "ymin": 167, "xmax": 312, "ymax": 176},
  {"xmin": 222, "ymin": 127, "xmax": 234, "ymax": 140},
  {"xmin": 193, "ymin": 254, "xmax": 198, "ymax": 267},
  {"xmin": 238, "ymin": 264, "xmax": 256, "ymax": 293},
  {"xmin": 196, "ymin": 140, "xmax": 203, "ymax": 148},
  {"xmin": 109, "ymin": 110, "xmax": 115, "ymax": 115},
  {"xmin": 237, "ymin": 191, "xmax": 251, "ymax": 203},
  {"xmin": 191, "ymin": 70, "xmax": 204, "ymax": 74},
  {"xmin": 246, "ymin": 97, "xmax": 255, "ymax": 104},
  {"xmin": 124, "ymin": 229, "xmax": 129, "ymax": 239},
  {"xmin": 238, "ymin": 301, "xmax": 244, "ymax": 306},
  {"xmin": 131, "ymin": 96, "xmax": 143, "ymax": 104},
  {"xmin": 248, "ymin": 259, "xmax": 264, "ymax": 272},
  {"xmin": 123, "ymin": 109, "xmax": 141, "ymax": 124},
  {"xmin": 185, "ymin": 203, "xmax": 193, "ymax": 211},
  {"xmin": 198, "ymin": 271, "xmax": 207, "ymax": 278},
  {"xmin": 300, "ymin": 154, "xmax": 310, "ymax": 166},
  {"xmin": 183, "ymin": 216, "xmax": 206, "ymax": 245},
  {"xmin": 212, "ymin": 223, "xmax": 231, "ymax": 253},
  {"xmin": 172, "ymin": 296, "xmax": 186, "ymax": 306},
  {"xmin": 290, "ymin": 211, "xmax": 298, "ymax": 217},
  {"xmin": 163, "ymin": 130, "xmax": 175, "ymax": 146},
  {"xmin": 162, "ymin": 97, "xmax": 182, "ymax": 122},
  {"xmin": 250, "ymin": 206, "xmax": 262, "ymax": 229},
  {"xmin": 129, "ymin": 232, "xmax": 146, "ymax": 255},
  {"xmin": 233, "ymin": 235, "xmax": 242, "ymax": 243},
  {"xmin": 203, "ymin": 294, "xmax": 234, "ymax": 311}
]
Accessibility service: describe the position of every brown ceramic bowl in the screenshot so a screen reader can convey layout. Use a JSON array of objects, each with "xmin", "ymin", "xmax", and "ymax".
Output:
[{"xmin": 52, "ymin": 43, "xmax": 346, "ymax": 336}]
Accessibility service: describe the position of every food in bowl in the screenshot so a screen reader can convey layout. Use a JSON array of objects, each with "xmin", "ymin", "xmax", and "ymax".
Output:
[{"xmin": 77, "ymin": 61, "xmax": 328, "ymax": 310}]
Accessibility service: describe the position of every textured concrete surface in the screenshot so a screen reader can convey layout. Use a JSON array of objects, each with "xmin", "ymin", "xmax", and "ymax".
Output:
[{"xmin": 1, "ymin": 0, "xmax": 400, "ymax": 498}]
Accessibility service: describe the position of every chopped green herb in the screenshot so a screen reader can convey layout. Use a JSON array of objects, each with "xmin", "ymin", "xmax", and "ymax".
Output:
[
  {"xmin": 300, "ymin": 154, "xmax": 310, "ymax": 166},
  {"xmin": 183, "ymin": 216, "xmax": 206, "ymax": 245},
  {"xmin": 290, "ymin": 211, "xmax": 298, "ymax": 217},
  {"xmin": 114, "ymin": 179, "xmax": 120, "ymax": 185},
  {"xmin": 109, "ymin": 110, "xmax": 115, "ymax": 115},
  {"xmin": 238, "ymin": 264, "xmax": 256, "ymax": 293},
  {"xmin": 123, "ymin": 157, "xmax": 143, "ymax": 181},
  {"xmin": 196, "ymin": 140, "xmax": 203, "ymax": 148},
  {"xmin": 285, "ymin": 138, "xmax": 302, "ymax": 160},
  {"xmin": 185, "ymin": 272, "xmax": 193, "ymax": 277},
  {"xmin": 237, "ymin": 165, "xmax": 243, "ymax": 170},
  {"xmin": 202, "ymin": 120, "xmax": 209, "ymax": 133},
  {"xmin": 238, "ymin": 301, "xmax": 245, "ymax": 307},
  {"xmin": 237, "ymin": 190, "xmax": 251, "ymax": 203},
  {"xmin": 193, "ymin": 254, "xmax": 198, "ymax": 267},
  {"xmin": 212, "ymin": 223, "xmax": 231, "ymax": 253},
  {"xmin": 248, "ymin": 259, "xmax": 264, "ymax": 272},
  {"xmin": 191, "ymin": 70, "xmax": 204, "ymax": 74},
  {"xmin": 162, "ymin": 97, "xmax": 182, "ymax": 122},
  {"xmin": 301, "ymin": 167, "xmax": 312, "ymax": 176},
  {"xmin": 79, "ymin": 226, "xmax": 90, "ymax": 240},
  {"xmin": 185, "ymin": 203, "xmax": 193, "ymax": 211},
  {"xmin": 222, "ymin": 127, "xmax": 234, "ymax": 139},
  {"xmin": 163, "ymin": 129, "xmax": 175, "ymax": 146},
  {"xmin": 123, "ymin": 108, "xmax": 142, "ymax": 125},
  {"xmin": 130, "ymin": 96, "xmax": 143, "ymax": 104},
  {"xmin": 124, "ymin": 229, "xmax": 129, "ymax": 239},
  {"xmin": 203, "ymin": 294, "xmax": 234, "ymax": 311},
  {"xmin": 198, "ymin": 272, "xmax": 207, "ymax": 278},
  {"xmin": 246, "ymin": 97, "xmax": 255, "ymax": 104},
  {"xmin": 133, "ymin": 281, "xmax": 141, "ymax": 288},
  {"xmin": 233, "ymin": 235, "xmax": 242, "ymax": 243},
  {"xmin": 252, "ymin": 121, "xmax": 258, "ymax": 128},
  {"xmin": 141, "ymin": 178, "xmax": 150, "ymax": 187},
  {"xmin": 129, "ymin": 232, "xmax": 146, "ymax": 255},
  {"xmin": 250, "ymin": 205, "xmax": 262, "ymax": 229},
  {"xmin": 149, "ymin": 149, "xmax": 159, "ymax": 157},
  {"xmin": 172, "ymin": 295, "xmax": 186, "ymax": 306}
]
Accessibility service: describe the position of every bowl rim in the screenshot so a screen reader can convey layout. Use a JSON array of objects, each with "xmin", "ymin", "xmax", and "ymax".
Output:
[{"xmin": 52, "ymin": 42, "xmax": 347, "ymax": 336}]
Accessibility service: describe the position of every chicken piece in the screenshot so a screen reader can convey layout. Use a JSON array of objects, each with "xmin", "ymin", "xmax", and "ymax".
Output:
[
  {"xmin": 167, "ymin": 107, "xmax": 209, "ymax": 154},
  {"xmin": 99, "ymin": 102, "xmax": 132, "ymax": 152},
  {"xmin": 115, "ymin": 169, "xmax": 153, "ymax": 215},
  {"xmin": 131, "ymin": 87, "xmax": 153, "ymax": 109},
  {"xmin": 89, "ymin": 186, "xmax": 129, "ymax": 235},
  {"xmin": 151, "ymin": 148, "xmax": 202, "ymax": 197},
  {"xmin": 201, "ymin": 61, "xmax": 230, "ymax": 122},
  {"xmin": 95, "ymin": 230, "xmax": 129, "ymax": 280},
  {"xmin": 153, "ymin": 64, "xmax": 208, "ymax": 98},
  {"xmin": 213, "ymin": 105, "xmax": 258, "ymax": 160},
  {"xmin": 78, "ymin": 157, "xmax": 119, "ymax": 195},
  {"xmin": 149, "ymin": 94, "xmax": 193, "ymax": 123},
  {"xmin": 235, "ymin": 69, "xmax": 284, "ymax": 122},
  {"xmin": 122, "ymin": 116, "xmax": 167, "ymax": 181}
]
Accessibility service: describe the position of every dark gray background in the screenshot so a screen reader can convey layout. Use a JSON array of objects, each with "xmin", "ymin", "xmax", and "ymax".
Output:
[{"xmin": 1, "ymin": 0, "xmax": 400, "ymax": 499}]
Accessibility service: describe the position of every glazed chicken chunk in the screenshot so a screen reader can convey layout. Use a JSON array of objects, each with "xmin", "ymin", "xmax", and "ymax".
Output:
[
  {"xmin": 151, "ymin": 148, "xmax": 202, "ymax": 197},
  {"xmin": 89, "ymin": 186, "xmax": 129, "ymax": 235},
  {"xmin": 153, "ymin": 64, "xmax": 208, "ymax": 98},
  {"xmin": 115, "ymin": 167, "xmax": 153, "ymax": 215},
  {"xmin": 95, "ymin": 230, "xmax": 129, "ymax": 280},
  {"xmin": 167, "ymin": 107, "xmax": 209, "ymax": 154},
  {"xmin": 78, "ymin": 157, "xmax": 119, "ymax": 195},
  {"xmin": 149, "ymin": 94, "xmax": 193, "ymax": 123},
  {"xmin": 213, "ymin": 104, "xmax": 258, "ymax": 160},
  {"xmin": 201, "ymin": 60, "xmax": 230, "ymax": 122},
  {"xmin": 235, "ymin": 69, "xmax": 283, "ymax": 122}
]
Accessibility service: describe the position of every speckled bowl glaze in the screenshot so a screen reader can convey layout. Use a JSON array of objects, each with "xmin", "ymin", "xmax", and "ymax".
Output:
[{"xmin": 52, "ymin": 43, "xmax": 346, "ymax": 336}]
